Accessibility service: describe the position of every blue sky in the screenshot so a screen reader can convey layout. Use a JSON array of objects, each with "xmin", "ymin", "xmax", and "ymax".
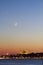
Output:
[{"xmin": 0, "ymin": 0, "xmax": 43, "ymax": 33}]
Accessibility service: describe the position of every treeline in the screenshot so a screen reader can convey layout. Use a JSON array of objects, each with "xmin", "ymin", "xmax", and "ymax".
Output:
[{"xmin": 0, "ymin": 53, "xmax": 43, "ymax": 59}]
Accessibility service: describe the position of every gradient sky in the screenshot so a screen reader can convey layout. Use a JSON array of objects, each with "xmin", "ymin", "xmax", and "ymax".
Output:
[{"xmin": 0, "ymin": 0, "xmax": 43, "ymax": 55}]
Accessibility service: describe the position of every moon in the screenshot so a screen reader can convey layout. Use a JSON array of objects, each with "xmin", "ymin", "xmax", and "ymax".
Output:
[{"xmin": 14, "ymin": 22, "xmax": 18, "ymax": 27}]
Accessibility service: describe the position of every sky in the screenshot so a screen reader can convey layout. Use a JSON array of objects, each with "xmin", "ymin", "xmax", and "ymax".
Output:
[{"xmin": 0, "ymin": 0, "xmax": 43, "ymax": 55}]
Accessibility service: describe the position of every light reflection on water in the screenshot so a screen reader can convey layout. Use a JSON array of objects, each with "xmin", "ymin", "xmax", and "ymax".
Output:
[{"xmin": 0, "ymin": 59, "xmax": 43, "ymax": 65}]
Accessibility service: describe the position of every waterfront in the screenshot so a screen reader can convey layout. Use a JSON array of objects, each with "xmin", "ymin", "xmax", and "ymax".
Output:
[
  {"xmin": 0, "ymin": 59, "xmax": 43, "ymax": 65},
  {"xmin": 0, "ymin": 52, "xmax": 43, "ymax": 59}
]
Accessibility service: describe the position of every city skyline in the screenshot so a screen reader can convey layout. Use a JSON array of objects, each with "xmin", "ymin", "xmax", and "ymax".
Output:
[{"xmin": 0, "ymin": 0, "xmax": 43, "ymax": 55}]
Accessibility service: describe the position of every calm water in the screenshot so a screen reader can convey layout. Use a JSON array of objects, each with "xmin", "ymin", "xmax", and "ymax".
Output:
[{"xmin": 0, "ymin": 59, "xmax": 43, "ymax": 65}]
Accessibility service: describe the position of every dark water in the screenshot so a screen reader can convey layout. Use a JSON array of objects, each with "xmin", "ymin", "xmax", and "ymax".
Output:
[{"xmin": 0, "ymin": 59, "xmax": 43, "ymax": 65}]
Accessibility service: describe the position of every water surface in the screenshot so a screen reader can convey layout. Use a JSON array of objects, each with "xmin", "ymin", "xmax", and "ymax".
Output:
[{"xmin": 0, "ymin": 59, "xmax": 43, "ymax": 65}]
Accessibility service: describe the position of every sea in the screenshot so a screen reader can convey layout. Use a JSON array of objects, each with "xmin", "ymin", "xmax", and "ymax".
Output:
[{"xmin": 0, "ymin": 59, "xmax": 43, "ymax": 65}]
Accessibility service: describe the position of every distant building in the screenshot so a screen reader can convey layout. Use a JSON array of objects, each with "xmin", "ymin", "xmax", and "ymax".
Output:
[{"xmin": 21, "ymin": 50, "xmax": 27, "ymax": 54}]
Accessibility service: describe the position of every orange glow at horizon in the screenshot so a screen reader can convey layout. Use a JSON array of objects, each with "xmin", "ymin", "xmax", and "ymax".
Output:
[{"xmin": 0, "ymin": 37, "xmax": 43, "ymax": 55}]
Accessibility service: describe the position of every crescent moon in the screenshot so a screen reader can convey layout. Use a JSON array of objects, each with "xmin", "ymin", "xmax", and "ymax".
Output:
[{"xmin": 14, "ymin": 22, "xmax": 18, "ymax": 27}]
